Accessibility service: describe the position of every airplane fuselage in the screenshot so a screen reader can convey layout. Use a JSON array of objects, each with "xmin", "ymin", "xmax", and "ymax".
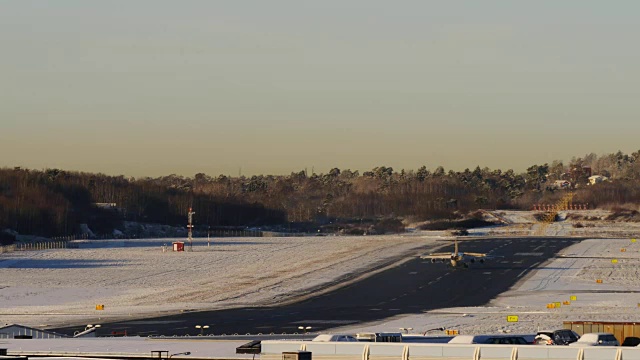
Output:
[{"xmin": 450, "ymin": 254, "xmax": 462, "ymax": 267}]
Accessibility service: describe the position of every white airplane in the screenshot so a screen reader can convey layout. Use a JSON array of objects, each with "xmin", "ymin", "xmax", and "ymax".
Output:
[{"xmin": 420, "ymin": 238, "xmax": 493, "ymax": 268}]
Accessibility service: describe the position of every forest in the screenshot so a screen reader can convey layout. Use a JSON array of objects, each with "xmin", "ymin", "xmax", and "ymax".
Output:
[{"xmin": 1, "ymin": 150, "xmax": 640, "ymax": 240}]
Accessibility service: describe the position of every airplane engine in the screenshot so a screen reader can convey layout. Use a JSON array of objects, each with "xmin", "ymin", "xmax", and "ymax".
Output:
[
  {"xmin": 463, "ymin": 263, "xmax": 469, "ymax": 268},
  {"xmin": 441, "ymin": 258, "xmax": 447, "ymax": 263},
  {"xmin": 479, "ymin": 259, "xmax": 485, "ymax": 264},
  {"xmin": 470, "ymin": 258, "xmax": 475, "ymax": 263},
  {"xmin": 431, "ymin": 258, "xmax": 437, "ymax": 263}
]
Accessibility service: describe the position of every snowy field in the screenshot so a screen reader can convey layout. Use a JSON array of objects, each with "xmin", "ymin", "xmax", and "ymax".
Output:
[
  {"xmin": 1, "ymin": 210, "xmax": 639, "ymax": 336},
  {"xmin": 0, "ymin": 234, "xmax": 441, "ymax": 328}
]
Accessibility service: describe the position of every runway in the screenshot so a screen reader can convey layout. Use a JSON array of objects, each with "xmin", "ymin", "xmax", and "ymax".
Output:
[{"xmin": 52, "ymin": 237, "xmax": 581, "ymax": 337}]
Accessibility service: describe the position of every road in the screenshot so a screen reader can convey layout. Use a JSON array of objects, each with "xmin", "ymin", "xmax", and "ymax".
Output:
[{"xmin": 53, "ymin": 237, "xmax": 580, "ymax": 337}]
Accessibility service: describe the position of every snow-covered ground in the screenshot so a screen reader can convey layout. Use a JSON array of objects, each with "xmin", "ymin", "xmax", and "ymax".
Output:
[
  {"xmin": 1, "ymin": 210, "xmax": 639, "ymax": 336},
  {"xmin": 0, "ymin": 234, "xmax": 441, "ymax": 328}
]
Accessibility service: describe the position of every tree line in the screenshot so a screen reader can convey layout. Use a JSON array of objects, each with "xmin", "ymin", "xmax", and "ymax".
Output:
[{"xmin": 1, "ymin": 150, "xmax": 640, "ymax": 238}]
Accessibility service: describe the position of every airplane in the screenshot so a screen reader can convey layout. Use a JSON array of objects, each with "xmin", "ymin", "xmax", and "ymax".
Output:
[{"xmin": 420, "ymin": 238, "xmax": 494, "ymax": 268}]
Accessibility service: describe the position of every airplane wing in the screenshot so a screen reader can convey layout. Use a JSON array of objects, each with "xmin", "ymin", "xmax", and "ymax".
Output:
[
  {"xmin": 463, "ymin": 252, "xmax": 489, "ymax": 258},
  {"xmin": 463, "ymin": 252, "xmax": 502, "ymax": 258},
  {"xmin": 420, "ymin": 253, "xmax": 451, "ymax": 259}
]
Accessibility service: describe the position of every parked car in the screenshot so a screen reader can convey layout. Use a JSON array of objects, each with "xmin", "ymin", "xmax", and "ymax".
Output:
[
  {"xmin": 313, "ymin": 334, "xmax": 358, "ymax": 342},
  {"xmin": 534, "ymin": 329, "xmax": 580, "ymax": 345},
  {"xmin": 448, "ymin": 335, "xmax": 531, "ymax": 345},
  {"xmin": 356, "ymin": 332, "xmax": 403, "ymax": 342},
  {"xmin": 568, "ymin": 333, "xmax": 619, "ymax": 346},
  {"xmin": 621, "ymin": 336, "xmax": 640, "ymax": 347}
]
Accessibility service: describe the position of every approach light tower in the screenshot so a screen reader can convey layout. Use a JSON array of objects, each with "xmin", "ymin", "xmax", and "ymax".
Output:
[{"xmin": 187, "ymin": 207, "xmax": 195, "ymax": 251}]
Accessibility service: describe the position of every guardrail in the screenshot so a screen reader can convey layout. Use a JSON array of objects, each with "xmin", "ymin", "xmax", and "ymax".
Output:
[{"xmin": 261, "ymin": 341, "xmax": 639, "ymax": 360}]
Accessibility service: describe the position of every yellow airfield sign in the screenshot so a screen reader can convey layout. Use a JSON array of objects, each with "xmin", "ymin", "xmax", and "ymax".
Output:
[{"xmin": 507, "ymin": 315, "xmax": 519, "ymax": 322}]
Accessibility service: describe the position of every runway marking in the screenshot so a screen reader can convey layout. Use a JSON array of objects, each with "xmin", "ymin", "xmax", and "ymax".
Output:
[
  {"xmin": 483, "ymin": 272, "xmax": 492, "ymax": 275},
  {"xmin": 514, "ymin": 252, "xmax": 543, "ymax": 256},
  {"xmin": 408, "ymin": 272, "xmax": 418, "ymax": 275}
]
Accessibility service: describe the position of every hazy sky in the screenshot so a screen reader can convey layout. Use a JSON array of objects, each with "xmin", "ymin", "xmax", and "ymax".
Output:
[{"xmin": 2, "ymin": 1, "xmax": 639, "ymax": 177}]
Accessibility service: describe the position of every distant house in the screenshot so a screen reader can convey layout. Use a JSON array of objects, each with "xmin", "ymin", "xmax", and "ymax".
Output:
[
  {"xmin": 552, "ymin": 180, "xmax": 571, "ymax": 189},
  {"xmin": 0, "ymin": 324, "xmax": 69, "ymax": 339},
  {"xmin": 92, "ymin": 203, "xmax": 117, "ymax": 210},
  {"xmin": 588, "ymin": 175, "xmax": 608, "ymax": 185}
]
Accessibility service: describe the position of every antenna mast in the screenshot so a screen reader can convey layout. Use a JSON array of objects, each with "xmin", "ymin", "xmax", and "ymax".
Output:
[{"xmin": 187, "ymin": 207, "xmax": 195, "ymax": 251}]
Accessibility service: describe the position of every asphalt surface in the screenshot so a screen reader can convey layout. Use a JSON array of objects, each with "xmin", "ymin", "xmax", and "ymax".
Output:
[{"xmin": 52, "ymin": 237, "xmax": 580, "ymax": 337}]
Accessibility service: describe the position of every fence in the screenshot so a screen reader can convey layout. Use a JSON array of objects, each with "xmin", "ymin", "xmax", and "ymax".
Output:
[
  {"xmin": 261, "ymin": 341, "xmax": 640, "ymax": 360},
  {"xmin": 15, "ymin": 241, "xmax": 72, "ymax": 251},
  {"xmin": 51, "ymin": 234, "xmax": 89, "ymax": 241},
  {"xmin": 0, "ymin": 244, "xmax": 16, "ymax": 253},
  {"xmin": 564, "ymin": 321, "xmax": 640, "ymax": 345},
  {"xmin": 208, "ymin": 230, "xmax": 306, "ymax": 238},
  {"xmin": 0, "ymin": 231, "xmax": 311, "ymax": 255}
]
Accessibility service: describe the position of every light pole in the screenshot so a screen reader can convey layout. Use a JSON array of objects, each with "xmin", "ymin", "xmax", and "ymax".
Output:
[
  {"xmin": 84, "ymin": 324, "xmax": 101, "ymax": 336},
  {"xmin": 169, "ymin": 351, "xmax": 191, "ymax": 358},
  {"xmin": 298, "ymin": 326, "xmax": 312, "ymax": 334},
  {"xmin": 423, "ymin": 327, "xmax": 445, "ymax": 335},
  {"xmin": 195, "ymin": 325, "xmax": 210, "ymax": 336}
]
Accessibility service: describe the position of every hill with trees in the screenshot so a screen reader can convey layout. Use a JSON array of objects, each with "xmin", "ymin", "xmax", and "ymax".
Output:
[{"xmin": 2, "ymin": 150, "xmax": 640, "ymax": 239}]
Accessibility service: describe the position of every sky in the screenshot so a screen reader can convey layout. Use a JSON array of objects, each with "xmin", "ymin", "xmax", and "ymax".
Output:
[{"xmin": 2, "ymin": 1, "xmax": 640, "ymax": 177}]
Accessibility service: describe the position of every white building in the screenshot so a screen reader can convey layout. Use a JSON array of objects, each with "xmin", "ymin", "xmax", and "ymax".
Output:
[{"xmin": 588, "ymin": 175, "xmax": 608, "ymax": 185}]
